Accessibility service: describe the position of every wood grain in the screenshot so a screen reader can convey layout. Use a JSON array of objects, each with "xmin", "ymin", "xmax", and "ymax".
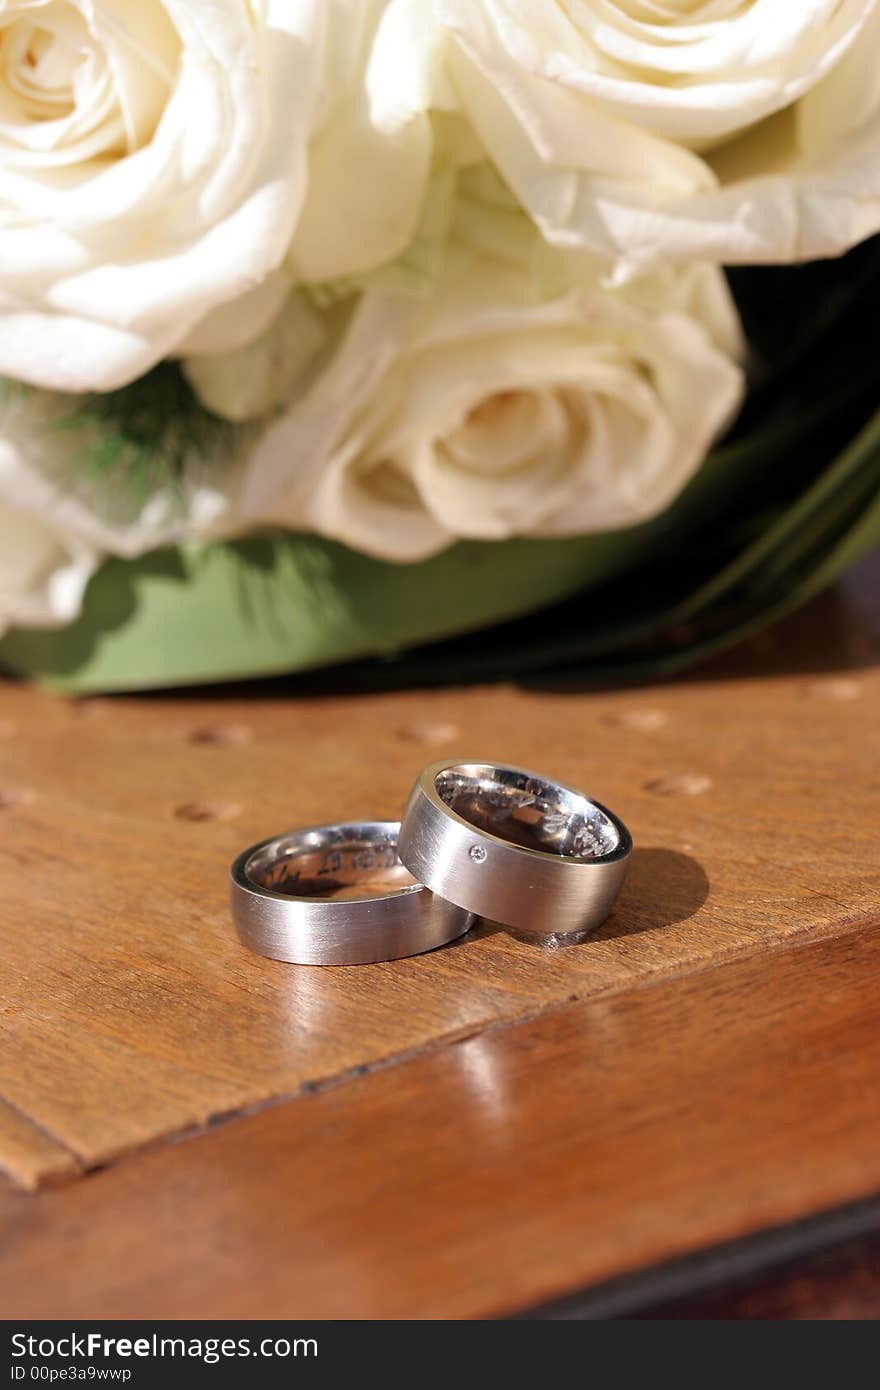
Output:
[
  {"xmin": 0, "ymin": 574, "xmax": 878, "ymax": 1189},
  {"xmin": 1, "ymin": 922, "xmax": 879, "ymax": 1319}
]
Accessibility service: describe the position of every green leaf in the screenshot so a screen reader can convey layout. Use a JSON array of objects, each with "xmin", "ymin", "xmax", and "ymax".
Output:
[
  {"xmin": 726, "ymin": 234, "xmax": 880, "ymax": 385},
  {"xmin": 0, "ymin": 528, "xmax": 654, "ymax": 693},
  {"xmin": 50, "ymin": 361, "xmax": 240, "ymax": 517}
]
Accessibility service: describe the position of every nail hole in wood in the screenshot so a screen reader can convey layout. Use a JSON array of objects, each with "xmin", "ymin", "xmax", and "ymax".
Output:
[
  {"xmin": 604, "ymin": 710, "xmax": 669, "ymax": 731},
  {"xmin": 189, "ymin": 725, "xmax": 254, "ymax": 747},
  {"xmin": 800, "ymin": 677, "xmax": 861, "ymax": 702},
  {"xmin": 174, "ymin": 801, "xmax": 241, "ymax": 823},
  {"xmin": 644, "ymin": 773, "xmax": 712, "ymax": 797},
  {"xmin": 0, "ymin": 789, "xmax": 33, "ymax": 811},
  {"xmin": 73, "ymin": 698, "xmax": 113, "ymax": 720},
  {"xmin": 396, "ymin": 721, "xmax": 461, "ymax": 745}
]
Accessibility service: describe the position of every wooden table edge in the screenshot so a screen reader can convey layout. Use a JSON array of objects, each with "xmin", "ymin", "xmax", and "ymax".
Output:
[{"xmin": 2, "ymin": 918, "xmax": 879, "ymax": 1319}]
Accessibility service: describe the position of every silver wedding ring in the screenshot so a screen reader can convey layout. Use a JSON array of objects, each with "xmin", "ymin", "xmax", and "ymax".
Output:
[
  {"xmin": 398, "ymin": 761, "xmax": 632, "ymax": 939},
  {"xmin": 231, "ymin": 764, "xmax": 631, "ymax": 963},
  {"xmin": 230, "ymin": 820, "xmax": 473, "ymax": 965}
]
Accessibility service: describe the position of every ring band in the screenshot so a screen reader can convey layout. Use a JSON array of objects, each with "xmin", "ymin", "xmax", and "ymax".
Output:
[
  {"xmin": 230, "ymin": 820, "xmax": 474, "ymax": 966},
  {"xmin": 398, "ymin": 761, "xmax": 632, "ymax": 938}
]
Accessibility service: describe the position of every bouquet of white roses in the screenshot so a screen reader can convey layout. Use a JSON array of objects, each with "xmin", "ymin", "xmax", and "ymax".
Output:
[{"xmin": 1, "ymin": 0, "xmax": 878, "ymax": 690}]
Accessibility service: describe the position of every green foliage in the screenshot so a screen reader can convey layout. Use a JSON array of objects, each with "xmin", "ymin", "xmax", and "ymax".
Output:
[
  {"xmin": 0, "ymin": 376, "xmax": 28, "ymax": 408},
  {"xmin": 1, "ymin": 360, "xmax": 238, "ymax": 522},
  {"xmin": 51, "ymin": 362, "xmax": 236, "ymax": 515}
]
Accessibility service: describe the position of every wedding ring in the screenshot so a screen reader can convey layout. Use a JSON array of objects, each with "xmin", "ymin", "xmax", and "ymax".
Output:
[
  {"xmin": 231, "ymin": 820, "xmax": 474, "ymax": 965},
  {"xmin": 398, "ymin": 761, "xmax": 632, "ymax": 939}
]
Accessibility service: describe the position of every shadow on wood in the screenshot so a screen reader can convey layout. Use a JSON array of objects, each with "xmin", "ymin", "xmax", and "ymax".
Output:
[{"xmin": 595, "ymin": 847, "xmax": 711, "ymax": 940}]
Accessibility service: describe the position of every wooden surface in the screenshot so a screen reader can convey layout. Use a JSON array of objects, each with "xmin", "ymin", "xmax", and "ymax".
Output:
[
  {"xmin": 0, "ymin": 555, "xmax": 878, "ymax": 1317},
  {"xmin": 1, "ymin": 922, "xmax": 879, "ymax": 1319}
]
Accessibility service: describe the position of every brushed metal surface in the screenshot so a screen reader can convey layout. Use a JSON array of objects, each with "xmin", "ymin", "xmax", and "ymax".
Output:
[
  {"xmin": 230, "ymin": 820, "xmax": 474, "ymax": 966},
  {"xmin": 398, "ymin": 762, "xmax": 632, "ymax": 939}
]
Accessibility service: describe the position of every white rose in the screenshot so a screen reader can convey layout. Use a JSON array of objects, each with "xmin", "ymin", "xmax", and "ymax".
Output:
[
  {"xmin": 184, "ymin": 2, "xmax": 438, "ymax": 405},
  {"xmin": 436, "ymin": 0, "xmax": 880, "ymax": 273},
  {"xmin": 238, "ymin": 177, "xmax": 745, "ymax": 561},
  {"xmin": 288, "ymin": 0, "xmax": 436, "ymax": 286},
  {"xmin": 0, "ymin": 1, "xmax": 324, "ymax": 393},
  {"xmin": 0, "ymin": 505, "xmax": 95, "ymax": 637},
  {"xmin": 0, "ymin": 387, "xmax": 96, "ymax": 634}
]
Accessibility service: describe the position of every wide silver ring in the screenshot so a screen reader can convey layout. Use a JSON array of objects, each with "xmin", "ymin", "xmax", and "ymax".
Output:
[
  {"xmin": 230, "ymin": 820, "xmax": 474, "ymax": 966},
  {"xmin": 398, "ymin": 761, "xmax": 632, "ymax": 939}
]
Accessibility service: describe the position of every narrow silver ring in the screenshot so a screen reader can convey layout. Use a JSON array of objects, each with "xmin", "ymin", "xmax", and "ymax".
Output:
[
  {"xmin": 398, "ymin": 761, "xmax": 632, "ymax": 939},
  {"xmin": 230, "ymin": 820, "xmax": 474, "ymax": 966}
]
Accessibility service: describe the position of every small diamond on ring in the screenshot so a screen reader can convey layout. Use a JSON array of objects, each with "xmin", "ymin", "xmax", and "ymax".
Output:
[{"xmin": 469, "ymin": 844, "xmax": 487, "ymax": 864}]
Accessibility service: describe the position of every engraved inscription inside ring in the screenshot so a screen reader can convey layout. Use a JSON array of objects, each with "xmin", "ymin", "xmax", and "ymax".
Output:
[
  {"xmin": 436, "ymin": 764, "xmax": 620, "ymax": 859},
  {"xmin": 246, "ymin": 827, "xmax": 418, "ymax": 901}
]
